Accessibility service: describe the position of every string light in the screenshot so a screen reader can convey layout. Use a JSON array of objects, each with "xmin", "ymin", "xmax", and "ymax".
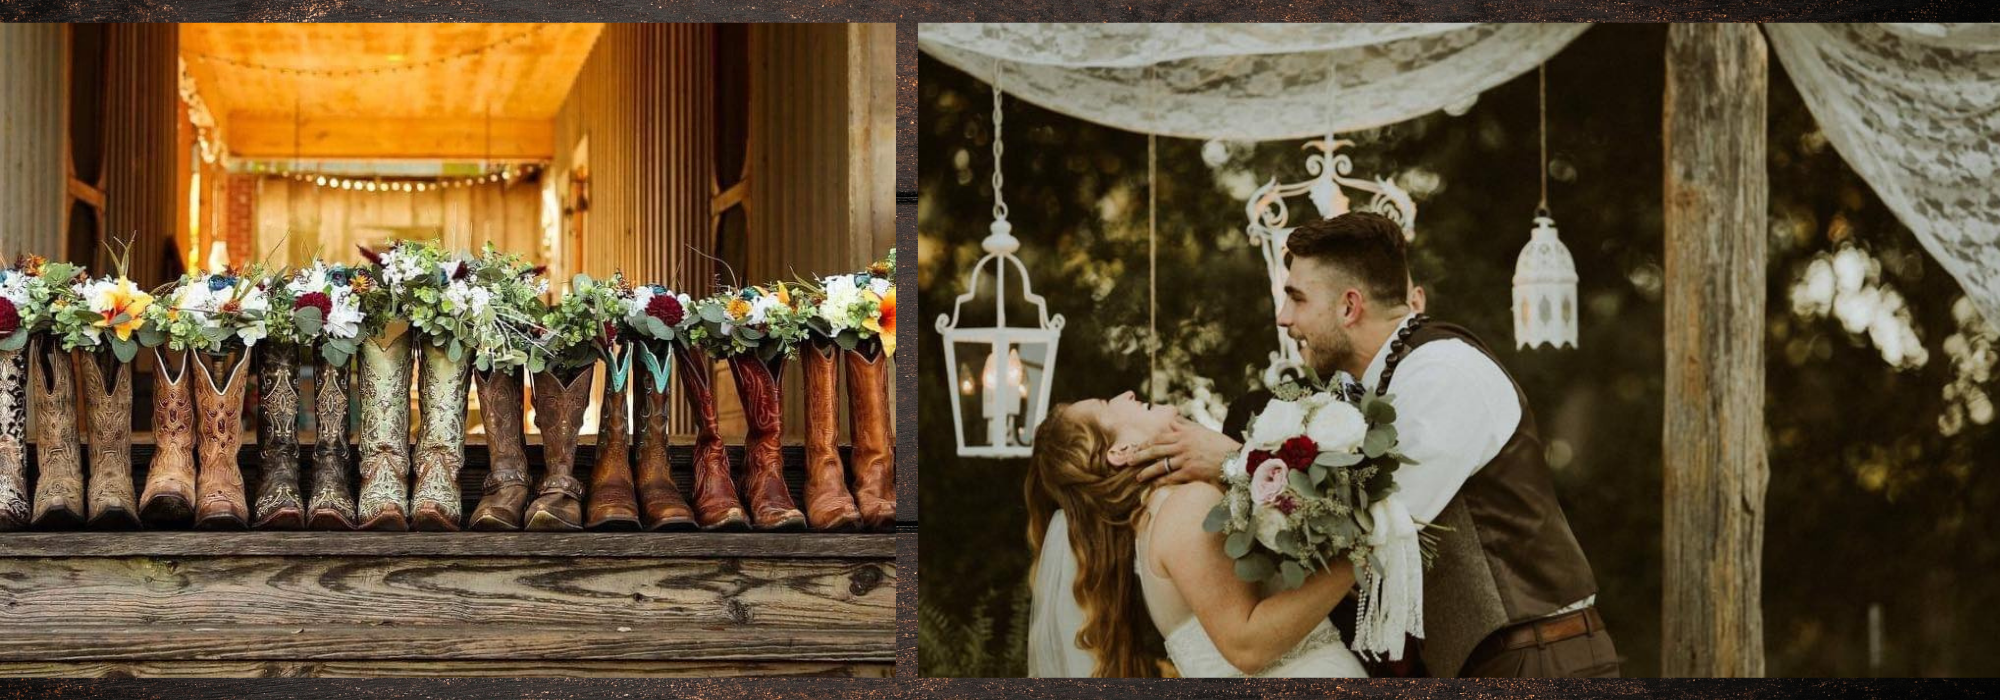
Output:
[{"xmin": 267, "ymin": 164, "xmax": 543, "ymax": 193}]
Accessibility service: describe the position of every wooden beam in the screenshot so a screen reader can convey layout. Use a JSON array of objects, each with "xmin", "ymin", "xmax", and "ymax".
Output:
[
  {"xmin": 0, "ymin": 532, "xmax": 896, "ymax": 558},
  {"xmin": 0, "ymin": 625, "xmax": 893, "ymax": 661},
  {"xmin": 0, "ymin": 660, "xmax": 894, "ymax": 678},
  {"xmin": 1663, "ymin": 23, "xmax": 1769, "ymax": 678},
  {"xmin": 227, "ymin": 115, "xmax": 553, "ymax": 160}
]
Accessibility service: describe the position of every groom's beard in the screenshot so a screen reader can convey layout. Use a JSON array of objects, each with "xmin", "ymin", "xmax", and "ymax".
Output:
[{"xmin": 1299, "ymin": 326, "xmax": 1354, "ymax": 378}]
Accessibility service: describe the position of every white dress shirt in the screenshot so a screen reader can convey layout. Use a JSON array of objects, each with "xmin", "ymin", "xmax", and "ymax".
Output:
[{"xmin": 1354, "ymin": 313, "xmax": 1594, "ymax": 617}]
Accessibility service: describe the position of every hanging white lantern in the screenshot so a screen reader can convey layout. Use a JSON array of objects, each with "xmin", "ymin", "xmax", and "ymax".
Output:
[
  {"xmin": 935, "ymin": 62, "xmax": 1065, "ymax": 459},
  {"xmin": 1512, "ymin": 214, "xmax": 1578, "ymax": 349}
]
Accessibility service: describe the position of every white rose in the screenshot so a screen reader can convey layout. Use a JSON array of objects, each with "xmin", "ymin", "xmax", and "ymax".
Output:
[
  {"xmin": 1245, "ymin": 399, "xmax": 1307, "ymax": 450},
  {"xmin": 1253, "ymin": 503, "xmax": 1291, "ymax": 552},
  {"xmin": 869, "ymin": 277, "xmax": 892, "ymax": 299},
  {"xmin": 1306, "ymin": 400, "xmax": 1369, "ymax": 454}
]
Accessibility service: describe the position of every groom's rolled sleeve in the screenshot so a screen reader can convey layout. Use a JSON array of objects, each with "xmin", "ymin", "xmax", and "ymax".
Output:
[{"xmin": 1380, "ymin": 341, "xmax": 1522, "ymax": 524}]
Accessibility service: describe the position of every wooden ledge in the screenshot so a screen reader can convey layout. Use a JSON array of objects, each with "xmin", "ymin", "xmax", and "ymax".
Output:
[{"xmin": 0, "ymin": 532, "xmax": 896, "ymax": 558}]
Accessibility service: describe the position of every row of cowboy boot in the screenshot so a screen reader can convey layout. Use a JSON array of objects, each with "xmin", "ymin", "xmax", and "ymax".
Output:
[
  {"xmin": 29, "ymin": 340, "xmax": 84, "ymax": 528},
  {"xmin": 468, "ymin": 368, "xmax": 530, "ymax": 531},
  {"xmin": 411, "ymin": 342, "xmax": 472, "ymax": 531},
  {"xmin": 585, "ymin": 346, "xmax": 641, "ymax": 530},
  {"xmin": 728, "ymin": 351, "xmax": 806, "ymax": 531},
  {"xmin": 308, "ymin": 357, "xmax": 358, "ymax": 530},
  {"xmin": 76, "ymin": 351, "xmax": 139, "ymax": 529},
  {"xmin": 846, "ymin": 343, "xmax": 897, "ymax": 531},
  {"xmin": 634, "ymin": 343, "xmax": 695, "ymax": 530},
  {"xmin": 0, "ymin": 349, "xmax": 28, "ymax": 530},
  {"xmin": 139, "ymin": 349, "xmax": 197, "ymax": 526},
  {"xmin": 253, "ymin": 342, "xmax": 305, "ymax": 529},
  {"xmin": 526, "ymin": 367, "xmax": 593, "ymax": 531},
  {"xmin": 193, "ymin": 352, "xmax": 252, "ymax": 529},
  {"xmin": 355, "ymin": 326, "xmax": 413, "ymax": 530}
]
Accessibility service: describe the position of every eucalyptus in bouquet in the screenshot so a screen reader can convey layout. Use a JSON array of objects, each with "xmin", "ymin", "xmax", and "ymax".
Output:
[
  {"xmin": 1205, "ymin": 377, "xmax": 1440, "ymax": 660},
  {"xmin": 535, "ymin": 272, "xmax": 629, "ymax": 374},
  {"xmin": 53, "ymin": 251, "xmax": 158, "ymax": 364},
  {"xmin": 269, "ymin": 260, "xmax": 368, "ymax": 366},
  {"xmin": 139, "ymin": 267, "xmax": 272, "ymax": 358},
  {"xmin": 796, "ymin": 248, "xmax": 897, "ymax": 355},
  {"xmin": 683, "ymin": 283, "xmax": 809, "ymax": 362},
  {"xmin": 0, "ymin": 255, "xmax": 86, "ymax": 353},
  {"xmin": 399, "ymin": 242, "xmax": 549, "ymax": 372}
]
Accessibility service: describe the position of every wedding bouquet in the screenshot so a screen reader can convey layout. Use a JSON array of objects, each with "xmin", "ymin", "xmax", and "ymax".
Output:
[
  {"xmin": 56, "ymin": 270, "xmax": 157, "ymax": 362},
  {"xmin": 535, "ymin": 272, "xmax": 631, "ymax": 373},
  {"xmin": 613, "ymin": 275, "xmax": 697, "ymax": 350},
  {"xmin": 142, "ymin": 269, "xmax": 272, "ymax": 357},
  {"xmin": 0, "ymin": 255, "xmax": 86, "ymax": 352},
  {"xmin": 683, "ymin": 283, "xmax": 809, "ymax": 361},
  {"xmin": 796, "ymin": 249, "xmax": 897, "ymax": 355},
  {"xmin": 397, "ymin": 242, "xmax": 549, "ymax": 372},
  {"xmin": 1204, "ymin": 381, "xmax": 1438, "ymax": 660},
  {"xmin": 268, "ymin": 260, "xmax": 368, "ymax": 365}
]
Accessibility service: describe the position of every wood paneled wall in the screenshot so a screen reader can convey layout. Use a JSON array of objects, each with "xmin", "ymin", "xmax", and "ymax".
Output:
[
  {"xmin": 250, "ymin": 178, "xmax": 544, "ymax": 271},
  {"xmin": 0, "ymin": 24, "xmax": 66, "ymax": 260},
  {"xmin": 99, "ymin": 24, "xmax": 182, "ymax": 288}
]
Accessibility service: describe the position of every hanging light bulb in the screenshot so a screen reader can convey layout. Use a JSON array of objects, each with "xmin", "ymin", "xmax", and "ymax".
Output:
[{"xmin": 1513, "ymin": 62, "xmax": 1579, "ymax": 350}]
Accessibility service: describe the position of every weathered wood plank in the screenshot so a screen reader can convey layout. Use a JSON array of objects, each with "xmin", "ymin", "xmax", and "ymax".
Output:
[
  {"xmin": 1662, "ymin": 23, "xmax": 1769, "ymax": 678},
  {"xmin": 0, "ymin": 556, "xmax": 895, "ymax": 628},
  {"xmin": 0, "ymin": 625, "xmax": 893, "ymax": 661},
  {"xmin": 0, "ymin": 532, "xmax": 895, "ymax": 558},
  {"xmin": 0, "ymin": 660, "xmax": 894, "ymax": 678}
]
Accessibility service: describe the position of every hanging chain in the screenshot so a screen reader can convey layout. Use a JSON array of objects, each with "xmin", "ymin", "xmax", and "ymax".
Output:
[
  {"xmin": 1538, "ymin": 62, "xmax": 1551, "ymax": 219},
  {"xmin": 992, "ymin": 58, "xmax": 1009, "ymax": 222}
]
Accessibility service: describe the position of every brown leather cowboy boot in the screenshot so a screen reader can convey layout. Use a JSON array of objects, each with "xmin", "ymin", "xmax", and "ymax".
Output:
[
  {"xmin": 0, "ymin": 349, "xmax": 29, "ymax": 530},
  {"xmin": 727, "ymin": 352, "xmax": 805, "ymax": 531},
  {"xmin": 585, "ymin": 346, "xmax": 641, "ymax": 531},
  {"xmin": 410, "ymin": 341, "xmax": 471, "ymax": 532},
  {"xmin": 76, "ymin": 351, "xmax": 139, "ymax": 530},
  {"xmin": 29, "ymin": 339, "xmax": 84, "ymax": 529},
  {"xmin": 306, "ymin": 356, "xmax": 357, "ymax": 530},
  {"xmin": 468, "ymin": 367, "xmax": 529, "ymax": 531},
  {"xmin": 140, "ymin": 348, "xmax": 197, "ymax": 526},
  {"xmin": 252, "ymin": 342, "xmax": 305, "ymax": 529},
  {"xmin": 633, "ymin": 342, "xmax": 694, "ymax": 531},
  {"xmin": 673, "ymin": 343, "xmax": 745, "ymax": 531},
  {"xmin": 193, "ymin": 351, "xmax": 252, "ymax": 529},
  {"xmin": 525, "ymin": 366, "xmax": 593, "ymax": 531},
  {"xmin": 800, "ymin": 340, "xmax": 860, "ymax": 531},
  {"xmin": 846, "ymin": 343, "xmax": 897, "ymax": 531},
  {"xmin": 355, "ymin": 325, "xmax": 413, "ymax": 531}
]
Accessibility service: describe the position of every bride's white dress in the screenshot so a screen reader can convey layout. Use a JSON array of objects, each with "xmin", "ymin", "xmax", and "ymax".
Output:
[{"xmin": 1133, "ymin": 489, "xmax": 1368, "ymax": 678}]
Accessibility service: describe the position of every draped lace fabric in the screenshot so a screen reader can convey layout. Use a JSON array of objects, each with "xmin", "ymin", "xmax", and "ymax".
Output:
[
  {"xmin": 918, "ymin": 23, "xmax": 1589, "ymax": 141},
  {"xmin": 1769, "ymin": 23, "xmax": 2000, "ymax": 327}
]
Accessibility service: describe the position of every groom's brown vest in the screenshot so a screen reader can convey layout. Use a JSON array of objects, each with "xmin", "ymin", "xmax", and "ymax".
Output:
[
  {"xmin": 1223, "ymin": 321, "xmax": 1600, "ymax": 676},
  {"xmin": 1379, "ymin": 321, "xmax": 1599, "ymax": 676}
]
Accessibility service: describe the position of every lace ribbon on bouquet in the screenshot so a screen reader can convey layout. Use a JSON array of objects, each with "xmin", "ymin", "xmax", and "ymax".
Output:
[{"xmin": 1352, "ymin": 495, "xmax": 1424, "ymax": 661}]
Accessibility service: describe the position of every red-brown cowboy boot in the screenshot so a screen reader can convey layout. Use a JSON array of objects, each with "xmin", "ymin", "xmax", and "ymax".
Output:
[
  {"xmin": 525, "ymin": 366, "xmax": 594, "ymax": 531},
  {"xmin": 727, "ymin": 352, "xmax": 805, "ymax": 531},
  {"xmin": 252, "ymin": 342, "xmax": 305, "ymax": 530},
  {"xmin": 633, "ymin": 342, "xmax": 695, "ymax": 531},
  {"xmin": 586, "ymin": 346, "xmax": 641, "ymax": 531},
  {"xmin": 28, "ymin": 339, "xmax": 84, "ymax": 529},
  {"xmin": 468, "ymin": 368, "xmax": 530, "ymax": 531},
  {"xmin": 193, "ymin": 351, "xmax": 252, "ymax": 530},
  {"xmin": 306, "ymin": 356, "xmax": 357, "ymax": 530},
  {"xmin": 846, "ymin": 342, "xmax": 897, "ymax": 531},
  {"xmin": 140, "ymin": 348, "xmax": 198, "ymax": 526},
  {"xmin": 673, "ymin": 343, "xmax": 745, "ymax": 530},
  {"xmin": 800, "ymin": 340, "xmax": 860, "ymax": 531},
  {"xmin": 76, "ymin": 351, "xmax": 139, "ymax": 530}
]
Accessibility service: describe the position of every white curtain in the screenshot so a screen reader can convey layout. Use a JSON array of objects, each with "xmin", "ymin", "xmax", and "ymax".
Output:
[
  {"xmin": 1769, "ymin": 23, "xmax": 2000, "ymax": 325},
  {"xmin": 918, "ymin": 23, "xmax": 1590, "ymax": 141}
]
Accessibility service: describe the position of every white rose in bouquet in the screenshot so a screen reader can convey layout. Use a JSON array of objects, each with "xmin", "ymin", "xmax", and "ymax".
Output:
[
  {"xmin": 1306, "ymin": 400, "xmax": 1370, "ymax": 454},
  {"xmin": 1254, "ymin": 501, "xmax": 1292, "ymax": 552},
  {"xmin": 1246, "ymin": 398, "xmax": 1307, "ymax": 451}
]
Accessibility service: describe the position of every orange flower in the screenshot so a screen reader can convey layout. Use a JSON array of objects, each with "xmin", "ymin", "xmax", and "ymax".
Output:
[
  {"xmin": 863, "ymin": 287, "xmax": 896, "ymax": 356},
  {"xmin": 726, "ymin": 297, "xmax": 752, "ymax": 321}
]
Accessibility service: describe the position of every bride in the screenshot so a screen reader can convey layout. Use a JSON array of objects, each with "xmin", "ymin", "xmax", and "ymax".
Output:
[{"xmin": 1024, "ymin": 391, "xmax": 1368, "ymax": 678}]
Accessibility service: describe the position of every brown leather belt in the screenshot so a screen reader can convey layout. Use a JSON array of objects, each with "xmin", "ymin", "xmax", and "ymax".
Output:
[{"xmin": 1480, "ymin": 607, "xmax": 1605, "ymax": 655}]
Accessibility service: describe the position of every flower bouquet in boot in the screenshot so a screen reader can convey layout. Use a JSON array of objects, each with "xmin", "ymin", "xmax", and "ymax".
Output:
[
  {"xmin": 401, "ymin": 243, "xmax": 546, "ymax": 531},
  {"xmin": 0, "ymin": 256, "xmax": 83, "ymax": 529},
  {"xmin": 687, "ymin": 283, "xmax": 807, "ymax": 531},
  {"xmin": 271, "ymin": 261, "xmax": 368, "ymax": 529},
  {"xmin": 619, "ymin": 280, "xmax": 706, "ymax": 531},
  {"xmin": 793, "ymin": 251, "xmax": 898, "ymax": 531},
  {"xmin": 144, "ymin": 266, "xmax": 273, "ymax": 530},
  {"xmin": 350, "ymin": 241, "xmax": 439, "ymax": 530},
  {"xmin": 579, "ymin": 273, "xmax": 644, "ymax": 531},
  {"xmin": 457, "ymin": 251, "xmax": 553, "ymax": 532},
  {"xmin": 517, "ymin": 273, "xmax": 623, "ymax": 532},
  {"xmin": 50, "ymin": 240, "xmax": 156, "ymax": 530}
]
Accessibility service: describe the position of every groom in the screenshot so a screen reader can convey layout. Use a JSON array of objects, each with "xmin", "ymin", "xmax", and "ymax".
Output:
[{"xmin": 1128, "ymin": 212, "xmax": 1620, "ymax": 678}]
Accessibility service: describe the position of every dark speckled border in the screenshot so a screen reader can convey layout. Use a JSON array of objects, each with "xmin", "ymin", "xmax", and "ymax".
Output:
[{"xmin": 6, "ymin": 1, "xmax": 2000, "ymax": 691}]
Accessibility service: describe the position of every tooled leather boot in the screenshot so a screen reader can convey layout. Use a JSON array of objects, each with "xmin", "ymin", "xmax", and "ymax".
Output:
[
  {"xmin": 846, "ymin": 342, "xmax": 897, "ymax": 531},
  {"xmin": 140, "ymin": 348, "xmax": 198, "ymax": 527},
  {"xmin": 355, "ymin": 326, "xmax": 414, "ymax": 531},
  {"xmin": 307, "ymin": 356, "xmax": 357, "ymax": 530},
  {"xmin": 800, "ymin": 340, "xmax": 859, "ymax": 531},
  {"xmin": 193, "ymin": 351, "xmax": 252, "ymax": 530},
  {"xmin": 468, "ymin": 367, "xmax": 529, "ymax": 531},
  {"xmin": 252, "ymin": 342, "xmax": 305, "ymax": 529},
  {"xmin": 674, "ymin": 343, "xmax": 745, "ymax": 531},
  {"xmin": 585, "ymin": 346, "xmax": 641, "ymax": 531},
  {"xmin": 633, "ymin": 342, "xmax": 694, "ymax": 531},
  {"xmin": 525, "ymin": 366, "xmax": 593, "ymax": 531},
  {"xmin": 76, "ymin": 351, "xmax": 139, "ymax": 530},
  {"xmin": 29, "ymin": 339, "xmax": 84, "ymax": 529},
  {"xmin": 727, "ymin": 352, "xmax": 805, "ymax": 531},
  {"xmin": 410, "ymin": 341, "xmax": 471, "ymax": 532},
  {"xmin": 0, "ymin": 349, "xmax": 29, "ymax": 530}
]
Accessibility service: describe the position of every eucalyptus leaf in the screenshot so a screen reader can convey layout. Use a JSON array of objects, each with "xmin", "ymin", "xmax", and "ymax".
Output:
[
  {"xmin": 111, "ymin": 337, "xmax": 137, "ymax": 363},
  {"xmin": 1287, "ymin": 470, "xmax": 1315, "ymax": 497},
  {"xmin": 699, "ymin": 304, "xmax": 726, "ymax": 324},
  {"xmin": 1354, "ymin": 504, "xmax": 1375, "ymax": 532},
  {"xmin": 448, "ymin": 339, "xmax": 464, "ymax": 363},
  {"xmin": 1363, "ymin": 425, "xmax": 1396, "ymax": 458},
  {"xmin": 0, "ymin": 331, "xmax": 26, "ymax": 353},
  {"xmin": 1234, "ymin": 553, "xmax": 1275, "ymax": 583},
  {"xmin": 1202, "ymin": 503, "xmax": 1229, "ymax": 534},
  {"xmin": 1316, "ymin": 450, "xmax": 1364, "ymax": 468},
  {"xmin": 1280, "ymin": 560, "xmax": 1307, "ymax": 590},
  {"xmin": 1363, "ymin": 397, "xmax": 1397, "ymax": 424},
  {"xmin": 1224, "ymin": 531, "xmax": 1254, "ymax": 559}
]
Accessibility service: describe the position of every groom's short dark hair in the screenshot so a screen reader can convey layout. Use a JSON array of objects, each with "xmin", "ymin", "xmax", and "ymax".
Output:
[{"xmin": 1284, "ymin": 212, "xmax": 1410, "ymax": 303}]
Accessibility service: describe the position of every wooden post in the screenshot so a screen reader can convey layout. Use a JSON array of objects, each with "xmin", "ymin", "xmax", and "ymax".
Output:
[{"xmin": 1663, "ymin": 23, "xmax": 1769, "ymax": 678}]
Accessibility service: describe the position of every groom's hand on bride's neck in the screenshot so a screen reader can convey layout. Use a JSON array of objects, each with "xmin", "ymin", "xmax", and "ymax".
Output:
[{"xmin": 1121, "ymin": 418, "xmax": 1241, "ymax": 486}]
